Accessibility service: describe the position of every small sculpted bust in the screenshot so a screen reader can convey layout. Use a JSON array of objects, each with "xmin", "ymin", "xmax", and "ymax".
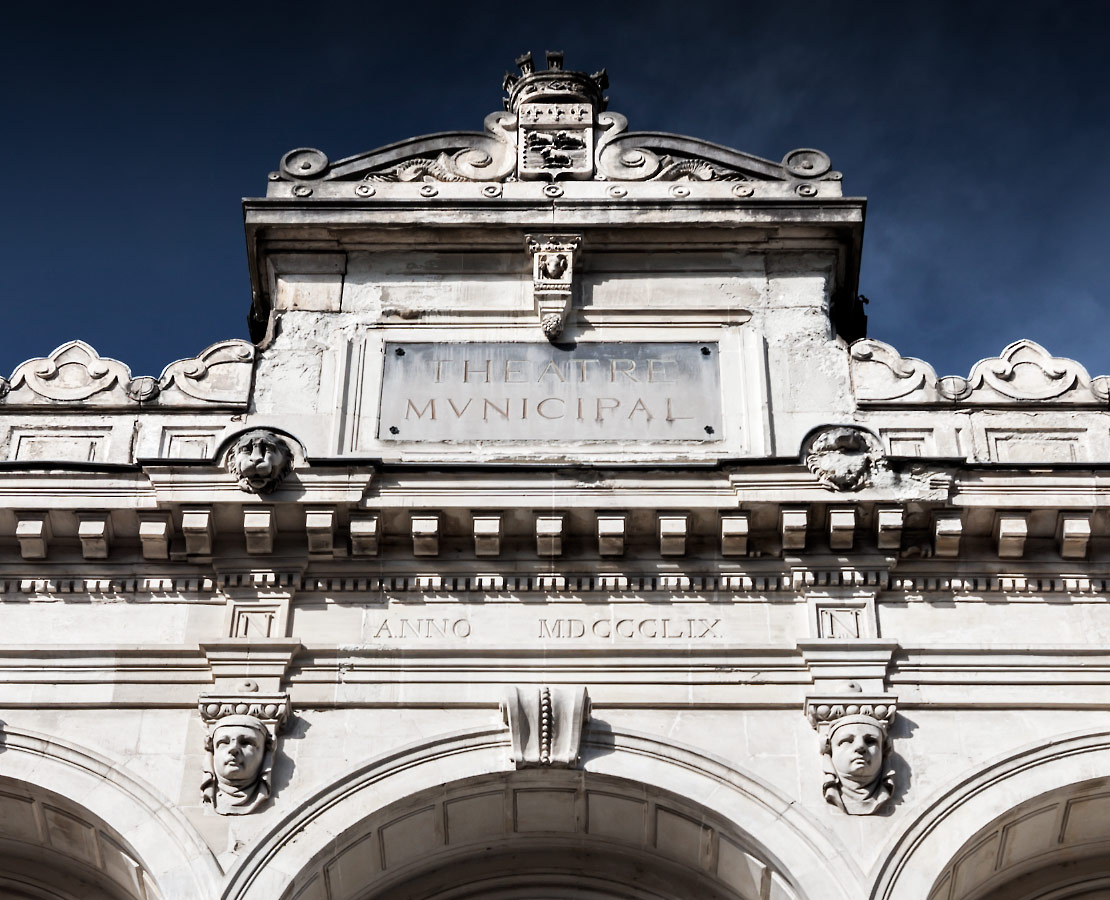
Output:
[
  {"xmin": 822, "ymin": 714, "xmax": 895, "ymax": 815},
  {"xmin": 202, "ymin": 715, "xmax": 273, "ymax": 815},
  {"xmin": 226, "ymin": 429, "xmax": 293, "ymax": 494}
]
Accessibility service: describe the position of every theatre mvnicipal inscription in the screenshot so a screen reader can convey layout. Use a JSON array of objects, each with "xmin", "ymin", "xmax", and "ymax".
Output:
[{"xmin": 378, "ymin": 342, "xmax": 723, "ymax": 441}]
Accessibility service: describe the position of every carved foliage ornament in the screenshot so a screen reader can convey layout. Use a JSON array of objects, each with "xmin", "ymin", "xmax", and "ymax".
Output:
[
  {"xmin": 225, "ymin": 429, "xmax": 294, "ymax": 494},
  {"xmin": 808, "ymin": 699, "xmax": 897, "ymax": 816},
  {"xmin": 803, "ymin": 426, "xmax": 884, "ymax": 492},
  {"xmin": 273, "ymin": 54, "xmax": 839, "ymax": 188}
]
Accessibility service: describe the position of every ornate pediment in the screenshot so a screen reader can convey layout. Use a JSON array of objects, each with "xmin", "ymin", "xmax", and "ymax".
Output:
[
  {"xmin": 850, "ymin": 338, "xmax": 1110, "ymax": 406},
  {"xmin": 268, "ymin": 53, "xmax": 841, "ymax": 194},
  {"xmin": 0, "ymin": 340, "xmax": 255, "ymax": 409}
]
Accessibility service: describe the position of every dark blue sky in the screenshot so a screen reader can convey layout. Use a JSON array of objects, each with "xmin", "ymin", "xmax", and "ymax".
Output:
[{"xmin": 3, "ymin": 2, "xmax": 1107, "ymax": 380}]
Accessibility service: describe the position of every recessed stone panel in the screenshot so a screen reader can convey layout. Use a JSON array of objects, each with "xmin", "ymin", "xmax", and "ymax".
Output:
[
  {"xmin": 952, "ymin": 833, "xmax": 1000, "ymax": 898},
  {"xmin": 42, "ymin": 804, "xmax": 97, "ymax": 866},
  {"xmin": 380, "ymin": 805, "xmax": 438, "ymax": 870},
  {"xmin": 378, "ymin": 342, "xmax": 722, "ymax": 442},
  {"xmin": 1061, "ymin": 792, "xmax": 1110, "ymax": 844},
  {"xmin": 0, "ymin": 791, "xmax": 40, "ymax": 843},
  {"xmin": 998, "ymin": 805, "xmax": 1057, "ymax": 870},
  {"xmin": 655, "ymin": 807, "xmax": 709, "ymax": 869},
  {"xmin": 514, "ymin": 789, "xmax": 577, "ymax": 833},
  {"xmin": 586, "ymin": 791, "xmax": 646, "ymax": 843},
  {"xmin": 717, "ymin": 835, "xmax": 767, "ymax": 896},
  {"xmin": 446, "ymin": 791, "xmax": 506, "ymax": 844},
  {"xmin": 325, "ymin": 833, "xmax": 380, "ymax": 898}
]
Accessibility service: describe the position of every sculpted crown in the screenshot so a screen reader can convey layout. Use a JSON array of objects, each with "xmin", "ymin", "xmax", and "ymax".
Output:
[{"xmin": 502, "ymin": 51, "xmax": 609, "ymax": 113}]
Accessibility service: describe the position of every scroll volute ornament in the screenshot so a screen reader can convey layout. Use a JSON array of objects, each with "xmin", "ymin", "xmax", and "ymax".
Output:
[{"xmin": 502, "ymin": 685, "xmax": 591, "ymax": 768}]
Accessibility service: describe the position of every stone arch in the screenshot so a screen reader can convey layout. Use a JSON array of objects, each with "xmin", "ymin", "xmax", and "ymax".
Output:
[
  {"xmin": 0, "ymin": 723, "xmax": 222, "ymax": 900},
  {"xmin": 870, "ymin": 728, "xmax": 1110, "ymax": 900},
  {"xmin": 223, "ymin": 722, "xmax": 862, "ymax": 900}
]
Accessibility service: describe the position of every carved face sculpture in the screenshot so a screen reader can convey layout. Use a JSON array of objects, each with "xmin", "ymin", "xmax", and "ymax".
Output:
[
  {"xmin": 829, "ymin": 721, "xmax": 884, "ymax": 786},
  {"xmin": 821, "ymin": 714, "xmax": 894, "ymax": 815},
  {"xmin": 202, "ymin": 714, "xmax": 274, "ymax": 816},
  {"xmin": 804, "ymin": 426, "xmax": 881, "ymax": 492},
  {"xmin": 227, "ymin": 430, "xmax": 292, "ymax": 494},
  {"xmin": 212, "ymin": 722, "xmax": 266, "ymax": 787}
]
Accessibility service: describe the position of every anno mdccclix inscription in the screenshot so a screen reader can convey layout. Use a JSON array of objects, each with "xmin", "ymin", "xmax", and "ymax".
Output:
[
  {"xmin": 365, "ymin": 616, "xmax": 722, "ymax": 640},
  {"xmin": 378, "ymin": 342, "xmax": 723, "ymax": 441}
]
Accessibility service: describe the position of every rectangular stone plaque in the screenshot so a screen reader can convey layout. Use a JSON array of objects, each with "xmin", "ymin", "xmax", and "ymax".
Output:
[{"xmin": 378, "ymin": 342, "xmax": 722, "ymax": 442}]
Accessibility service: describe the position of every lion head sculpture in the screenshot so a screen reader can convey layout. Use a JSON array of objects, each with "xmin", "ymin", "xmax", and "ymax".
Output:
[{"xmin": 225, "ymin": 429, "xmax": 293, "ymax": 494}]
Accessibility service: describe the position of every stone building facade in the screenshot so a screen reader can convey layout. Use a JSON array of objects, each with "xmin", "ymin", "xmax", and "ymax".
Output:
[{"xmin": 1, "ymin": 55, "xmax": 1108, "ymax": 900}]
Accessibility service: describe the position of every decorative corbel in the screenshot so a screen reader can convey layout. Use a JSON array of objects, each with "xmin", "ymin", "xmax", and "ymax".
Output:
[
  {"xmin": 805, "ymin": 694, "xmax": 897, "ymax": 815},
  {"xmin": 526, "ymin": 234, "xmax": 581, "ymax": 340},
  {"xmin": 501, "ymin": 685, "xmax": 590, "ymax": 768},
  {"xmin": 198, "ymin": 688, "xmax": 290, "ymax": 815}
]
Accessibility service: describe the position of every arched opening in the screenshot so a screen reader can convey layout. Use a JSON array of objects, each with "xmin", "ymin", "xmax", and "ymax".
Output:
[
  {"xmin": 0, "ymin": 723, "xmax": 220, "ymax": 900},
  {"xmin": 928, "ymin": 778, "xmax": 1110, "ymax": 900},
  {"xmin": 226, "ymin": 723, "xmax": 857, "ymax": 900},
  {"xmin": 0, "ymin": 776, "xmax": 158, "ymax": 900},
  {"xmin": 282, "ymin": 769, "xmax": 800, "ymax": 900}
]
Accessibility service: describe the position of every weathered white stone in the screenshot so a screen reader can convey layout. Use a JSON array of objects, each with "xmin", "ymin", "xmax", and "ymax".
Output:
[
  {"xmin": 721, "ymin": 513, "xmax": 750, "ymax": 556},
  {"xmin": 411, "ymin": 515, "xmax": 440, "ymax": 557},
  {"xmin": 597, "ymin": 515, "xmax": 626, "ymax": 556},
  {"xmin": 472, "ymin": 515, "xmax": 502, "ymax": 557},
  {"xmin": 780, "ymin": 508, "xmax": 809, "ymax": 552},
  {"xmin": 180, "ymin": 507, "xmax": 213, "ymax": 556},
  {"xmin": 349, "ymin": 513, "xmax": 379, "ymax": 556},
  {"xmin": 827, "ymin": 508, "xmax": 857, "ymax": 550},
  {"xmin": 536, "ymin": 515, "xmax": 564, "ymax": 557},
  {"xmin": 15, "ymin": 512, "xmax": 51, "ymax": 559},
  {"xmin": 995, "ymin": 513, "xmax": 1028, "ymax": 559},
  {"xmin": 242, "ymin": 508, "xmax": 276, "ymax": 555},
  {"xmin": 657, "ymin": 515, "xmax": 688, "ymax": 556},
  {"xmin": 137, "ymin": 512, "xmax": 173, "ymax": 560},
  {"xmin": 304, "ymin": 507, "xmax": 335, "ymax": 556},
  {"xmin": 0, "ymin": 53, "xmax": 1108, "ymax": 900},
  {"xmin": 1057, "ymin": 512, "xmax": 1091, "ymax": 559}
]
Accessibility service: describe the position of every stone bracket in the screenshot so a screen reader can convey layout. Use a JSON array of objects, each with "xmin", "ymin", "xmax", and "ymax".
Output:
[
  {"xmin": 797, "ymin": 639, "xmax": 898, "ymax": 694},
  {"xmin": 526, "ymin": 234, "xmax": 581, "ymax": 340},
  {"xmin": 804, "ymin": 693, "xmax": 898, "ymax": 734},
  {"xmin": 501, "ymin": 684, "xmax": 590, "ymax": 768},
  {"xmin": 198, "ymin": 690, "xmax": 291, "ymax": 740},
  {"xmin": 200, "ymin": 639, "xmax": 302, "ymax": 694}
]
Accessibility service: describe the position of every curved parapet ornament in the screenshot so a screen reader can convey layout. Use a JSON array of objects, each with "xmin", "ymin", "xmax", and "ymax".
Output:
[
  {"xmin": 222, "ymin": 723, "xmax": 862, "ymax": 900},
  {"xmin": 4, "ymin": 340, "xmax": 135, "ymax": 405},
  {"xmin": 849, "ymin": 339, "xmax": 940, "ymax": 403},
  {"xmin": 0, "ymin": 723, "xmax": 222, "ymax": 900},
  {"xmin": 0, "ymin": 339, "xmax": 255, "ymax": 409},
  {"xmin": 953, "ymin": 339, "xmax": 1102, "ymax": 403},
  {"xmin": 157, "ymin": 339, "xmax": 255, "ymax": 407},
  {"xmin": 269, "ymin": 54, "xmax": 839, "ymax": 191},
  {"xmin": 868, "ymin": 728, "xmax": 1110, "ymax": 900},
  {"xmin": 595, "ymin": 113, "xmax": 837, "ymax": 185},
  {"xmin": 284, "ymin": 114, "xmax": 519, "ymax": 185},
  {"xmin": 850, "ymin": 338, "xmax": 1110, "ymax": 407}
]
